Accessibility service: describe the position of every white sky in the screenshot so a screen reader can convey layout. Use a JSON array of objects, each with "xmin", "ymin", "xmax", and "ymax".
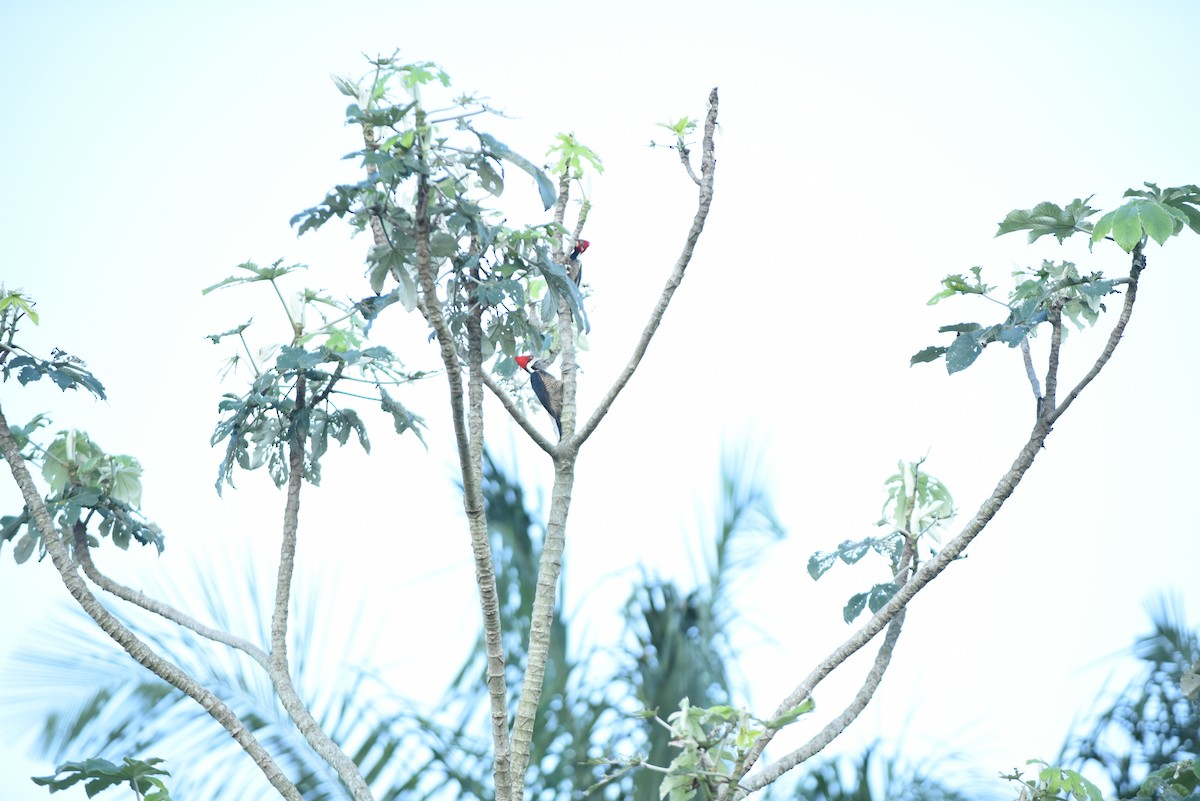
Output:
[{"xmin": 2, "ymin": 1, "xmax": 1200, "ymax": 799}]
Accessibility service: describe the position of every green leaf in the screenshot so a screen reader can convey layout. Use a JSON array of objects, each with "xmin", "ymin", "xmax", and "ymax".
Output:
[
  {"xmin": 996, "ymin": 197, "xmax": 1096, "ymax": 243},
  {"xmin": 205, "ymin": 320, "xmax": 253, "ymax": 345},
  {"xmin": 910, "ymin": 346, "xmax": 946, "ymax": 366},
  {"xmin": 1092, "ymin": 198, "xmax": 1180, "ymax": 252},
  {"xmin": 843, "ymin": 592, "xmax": 868, "ymax": 623},
  {"xmin": 380, "ymin": 388, "xmax": 427, "ymax": 446},
  {"xmin": 331, "ymin": 74, "xmax": 360, "ymax": 100},
  {"xmin": 474, "ymin": 131, "xmax": 557, "ymax": 211},
  {"xmin": 945, "ymin": 331, "xmax": 983, "ymax": 374},
  {"xmin": 766, "ymin": 698, "xmax": 816, "ymax": 728},
  {"xmin": 202, "ymin": 260, "xmax": 306, "ymax": 295},
  {"xmin": 276, "ymin": 346, "xmax": 326, "ymax": 371},
  {"xmin": 537, "ymin": 249, "xmax": 590, "ymax": 333},
  {"xmin": 867, "ymin": 581, "xmax": 899, "ymax": 613},
  {"xmin": 937, "ymin": 322, "xmax": 982, "ymax": 334},
  {"xmin": 0, "ymin": 290, "xmax": 39, "ymax": 324},
  {"xmin": 477, "ymin": 159, "xmax": 504, "ymax": 196}
]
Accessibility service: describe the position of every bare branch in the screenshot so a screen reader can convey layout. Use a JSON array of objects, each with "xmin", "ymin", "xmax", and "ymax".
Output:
[
  {"xmin": 482, "ymin": 372, "xmax": 555, "ymax": 454},
  {"xmin": 403, "ymin": 116, "xmax": 513, "ymax": 799},
  {"xmin": 571, "ymin": 198, "xmax": 592, "ymax": 243},
  {"xmin": 1048, "ymin": 246, "xmax": 1143, "ymax": 425},
  {"xmin": 1043, "ymin": 300, "xmax": 1064, "ymax": 415},
  {"xmin": 735, "ymin": 611, "xmax": 906, "ymax": 798},
  {"xmin": 72, "ymin": 528, "xmax": 269, "ymax": 669},
  {"xmin": 510, "ymin": 295, "xmax": 579, "ymax": 800},
  {"xmin": 553, "ymin": 170, "xmax": 571, "ymax": 231},
  {"xmin": 733, "ymin": 414, "xmax": 1055, "ymax": 785},
  {"xmin": 574, "ymin": 88, "xmax": 719, "ymax": 447},
  {"xmin": 259, "ymin": 379, "xmax": 376, "ymax": 801},
  {"xmin": 0, "ymin": 405, "xmax": 305, "ymax": 801},
  {"xmin": 731, "ymin": 255, "xmax": 1149, "ymax": 791},
  {"xmin": 1020, "ymin": 336, "xmax": 1041, "ymax": 404},
  {"xmin": 679, "ymin": 144, "xmax": 701, "ymax": 186}
]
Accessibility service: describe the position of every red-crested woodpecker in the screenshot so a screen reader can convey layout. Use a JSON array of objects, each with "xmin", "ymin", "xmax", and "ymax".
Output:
[
  {"xmin": 568, "ymin": 239, "xmax": 590, "ymax": 286},
  {"xmin": 515, "ymin": 355, "xmax": 563, "ymax": 436}
]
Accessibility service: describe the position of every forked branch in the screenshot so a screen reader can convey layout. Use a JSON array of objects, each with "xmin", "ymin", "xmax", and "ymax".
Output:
[
  {"xmin": 0, "ymin": 405, "xmax": 305, "ymax": 801},
  {"xmin": 727, "ymin": 254, "xmax": 1146, "ymax": 795}
]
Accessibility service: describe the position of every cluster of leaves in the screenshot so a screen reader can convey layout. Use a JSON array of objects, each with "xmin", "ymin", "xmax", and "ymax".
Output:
[
  {"xmin": 809, "ymin": 460, "xmax": 953, "ymax": 623},
  {"xmin": 912, "ymin": 260, "xmax": 1119, "ymax": 375},
  {"xmin": 2, "ymin": 423, "xmax": 163, "ymax": 563},
  {"xmin": 0, "ymin": 289, "xmax": 106, "ymax": 398},
  {"xmin": 1133, "ymin": 761, "xmax": 1200, "ymax": 801},
  {"xmin": 289, "ymin": 55, "xmax": 595, "ymax": 375},
  {"xmin": 33, "ymin": 756, "xmax": 172, "ymax": 800},
  {"xmin": 650, "ymin": 116, "xmax": 699, "ymax": 150},
  {"xmin": 204, "ymin": 260, "xmax": 427, "ymax": 494},
  {"xmin": 1001, "ymin": 761, "xmax": 1105, "ymax": 801},
  {"xmin": 915, "ymin": 185, "xmax": 1200, "ymax": 375},
  {"xmin": 995, "ymin": 185, "xmax": 1200, "ymax": 253},
  {"xmin": 651, "ymin": 698, "xmax": 813, "ymax": 801}
]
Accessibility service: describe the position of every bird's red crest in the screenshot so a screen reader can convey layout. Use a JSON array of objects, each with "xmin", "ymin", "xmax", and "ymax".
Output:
[
  {"xmin": 576, "ymin": 239, "xmax": 590, "ymax": 254},
  {"xmin": 515, "ymin": 355, "xmax": 532, "ymax": 370}
]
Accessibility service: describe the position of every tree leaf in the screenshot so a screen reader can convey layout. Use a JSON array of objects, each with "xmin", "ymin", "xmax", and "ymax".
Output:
[
  {"xmin": 996, "ymin": 197, "xmax": 1096, "ymax": 243},
  {"xmin": 945, "ymin": 332, "xmax": 983, "ymax": 374},
  {"xmin": 843, "ymin": 592, "xmax": 868, "ymax": 624},
  {"xmin": 473, "ymin": 131, "xmax": 557, "ymax": 211}
]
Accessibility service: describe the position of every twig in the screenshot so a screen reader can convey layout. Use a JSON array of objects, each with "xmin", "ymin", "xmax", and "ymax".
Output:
[{"xmin": 679, "ymin": 144, "xmax": 701, "ymax": 187}]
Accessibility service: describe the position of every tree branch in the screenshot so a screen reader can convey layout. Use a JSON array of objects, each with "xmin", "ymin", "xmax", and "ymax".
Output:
[
  {"xmin": 260, "ymin": 378, "xmax": 377, "ymax": 801},
  {"xmin": 730, "ymin": 413, "xmax": 1056, "ymax": 788},
  {"xmin": 405, "ymin": 117, "xmax": 513, "ymax": 801},
  {"xmin": 731, "ymin": 255, "xmax": 1147, "ymax": 792},
  {"xmin": 1020, "ymin": 336, "xmax": 1041, "ymax": 405},
  {"xmin": 1048, "ymin": 246, "xmax": 1143, "ymax": 425},
  {"xmin": 1042, "ymin": 300, "xmax": 1064, "ymax": 415},
  {"xmin": 735, "ymin": 611, "xmax": 906, "ymax": 798},
  {"xmin": 71, "ymin": 527, "xmax": 270, "ymax": 669},
  {"xmin": 508, "ymin": 452, "xmax": 576, "ymax": 801},
  {"xmin": 0, "ymin": 405, "xmax": 305, "ymax": 801},
  {"xmin": 574, "ymin": 88, "xmax": 719, "ymax": 447},
  {"xmin": 482, "ymin": 372, "xmax": 555, "ymax": 454},
  {"xmin": 679, "ymin": 143, "xmax": 701, "ymax": 187},
  {"xmin": 509, "ymin": 292, "xmax": 579, "ymax": 800}
]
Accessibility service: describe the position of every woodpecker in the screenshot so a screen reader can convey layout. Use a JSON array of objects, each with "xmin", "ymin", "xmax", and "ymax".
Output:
[
  {"xmin": 515, "ymin": 355, "xmax": 563, "ymax": 436},
  {"xmin": 568, "ymin": 239, "xmax": 590, "ymax": 286}
]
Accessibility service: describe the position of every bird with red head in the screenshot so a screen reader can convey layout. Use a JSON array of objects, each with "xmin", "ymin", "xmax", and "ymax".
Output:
[
  {"xmin": 568, "ymin": 239, "xmax": 591, "ymax": 286},
  {"xmin": 515, "ymin": 355, "xmax": 563, "ymax": 437}
]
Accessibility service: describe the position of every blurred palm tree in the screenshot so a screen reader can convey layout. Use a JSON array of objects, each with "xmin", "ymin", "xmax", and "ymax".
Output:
[
  {"xmin": 794, "ymin": 743, "xmax": 979, "ymax": 801},
  {"xmin": 2, "ymin": 556, "xmax": 422, "ymax": 799},
  {"xmin": 2, "ymin": 445, "xmax": 784, "ymax": 800},
  {"xmin": 1060, "ymin": 595, "xmax": 1200, "ymax": 799}
]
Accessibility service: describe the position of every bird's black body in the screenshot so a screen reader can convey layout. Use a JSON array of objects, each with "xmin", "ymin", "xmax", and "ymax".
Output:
[
  {"xmin": 517, "ymin": 355, "xmax": 564, "ymax": 437},
  {"xmin": 529, "ymin": 365, "xmax": 563, "ymax": 436},
  {"xmin": 568, "ymin": 240, "xmax": 589, "ymax": 286}
]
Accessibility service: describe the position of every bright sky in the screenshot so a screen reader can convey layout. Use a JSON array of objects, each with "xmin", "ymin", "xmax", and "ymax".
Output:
[{"xmin": 2, "ymin": 1, "xmax": 1200, "ymax": 799}]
